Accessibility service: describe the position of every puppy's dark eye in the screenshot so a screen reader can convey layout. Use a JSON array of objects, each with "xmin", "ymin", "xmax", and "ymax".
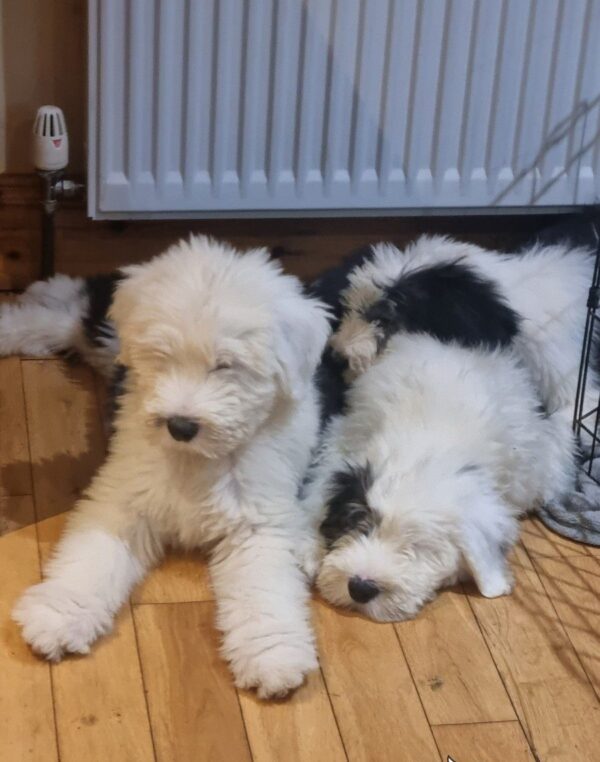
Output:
[{"xmin": 212, "ymin": 361, "xmax": 232, "ymax": 372}]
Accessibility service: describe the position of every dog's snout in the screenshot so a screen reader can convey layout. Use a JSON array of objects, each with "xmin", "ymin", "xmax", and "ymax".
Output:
[
  {"xmin": 166, "ymin": 416, "xmax": 200, "ymax": 442},
  {"xmin": 348, "ymin": 576, "xmax": 380, "ymax": 604}
]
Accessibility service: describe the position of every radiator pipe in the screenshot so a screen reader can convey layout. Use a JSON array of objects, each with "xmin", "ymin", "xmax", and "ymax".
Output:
[
  {"xmin": 38, "ymin": 171, "xmax": 84, "ymax": 279},
  {"xmin": 39, "ymin": 171, "xmax": 59, "ymax": 278}
]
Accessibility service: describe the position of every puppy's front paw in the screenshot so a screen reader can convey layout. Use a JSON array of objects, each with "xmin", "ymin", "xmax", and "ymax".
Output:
[
  {"xmin": 231, "ymin": 638, "xmax": 318, "ymax": 700},
  {"xmin": 12, "ymin": 581, "xmax": 114, "ymax": 661},
  {"xmin": 478, "ymin": 569, "xmax": 514, "ymax": 599}
]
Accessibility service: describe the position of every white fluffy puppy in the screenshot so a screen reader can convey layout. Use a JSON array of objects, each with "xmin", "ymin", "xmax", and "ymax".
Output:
[
  {"xmin": 306, "ymin": 334, "xmax": 576, "ymax": 621},
  {"xmin": 330, "ymin": 235, "xmax": 594, "ymax": 415},
  {"xmin": 9, "ymin": 236, "xmax": 330, "ymax": 698}
]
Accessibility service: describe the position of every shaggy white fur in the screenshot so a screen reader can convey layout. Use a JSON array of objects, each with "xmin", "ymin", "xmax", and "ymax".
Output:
[
  {"xmin": 0, "ymin": 272, "xmax": 117, "ymax": 376},
  {"xmin": 306, "ymin": 235, "xmax": 594, "ymax": 622},
  {"xmin": 331, "ymin": 235, "xmax": 594, "ymax": 416},
  {"xmin": 4, "ymin": 233, "xmax": 593, "ymax": 676},
  {"xmin": 306, "ymin": 334, "xmax": 577, "ymax": 621},
  {"xmin": 10, "ymin": 236, "xmax": 331, "ymax": 698}
]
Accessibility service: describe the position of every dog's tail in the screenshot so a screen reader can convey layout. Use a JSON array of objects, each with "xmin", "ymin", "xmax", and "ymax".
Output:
[
  {"xmin": 0, "ymin": 274, "xmax": 87, "ymax": 357},
  {"xmin": 0, "ymin": 272, "xmax": 121, "ymax": 376}
]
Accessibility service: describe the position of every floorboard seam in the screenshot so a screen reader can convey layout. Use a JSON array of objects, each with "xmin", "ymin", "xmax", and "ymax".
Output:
[
  {"xmin": 130, "ymin": 602, "xmax": 160, "ymax": 762},
  {"xmin": 392, "ymin": 625, "xmax": 445, "ymax": 762},
  {"xmin": 20, "ymin": 358, "xmax": 62, "ymax": 762},
  {"xmin": 464, "ymin": 561, "xmax": 540, "ymax": 762},
  {"xmin": 315, "ymin": 662, "xmax": 351, "ymax": 762}
]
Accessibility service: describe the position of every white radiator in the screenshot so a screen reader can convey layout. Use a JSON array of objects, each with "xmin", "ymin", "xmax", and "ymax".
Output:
[{"xmin": 88, "ymin": 0, "xmax": 600, "ymax": 219}]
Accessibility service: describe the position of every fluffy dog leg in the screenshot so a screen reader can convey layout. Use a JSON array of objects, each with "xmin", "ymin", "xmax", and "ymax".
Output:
[
  {"xmin": 210, "ymin": 529, "xmax": 317, "ymax": 699},
  {"xmin": 458, "ymin": 490, "xmax": 518, "ymax": 599},
  {"xmin": 13, "ymin": 503, "xmax": 157, "ymax": 661}
]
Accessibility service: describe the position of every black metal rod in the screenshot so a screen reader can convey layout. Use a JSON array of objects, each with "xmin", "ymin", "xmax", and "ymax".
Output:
[
  {"xmin": 41, "ymin": 204, "xmax": 55, "ymax": 279},
  {"xmin": 572, "ymin": 216, "xmax": 600, "ymax": 485},
  {"xmin": 38, "ymin": 170, "xmax": 63, "ymax": 280},
  {"xmin": 573, "ymin": 225, "xmax": 600, "ymax": 432}
]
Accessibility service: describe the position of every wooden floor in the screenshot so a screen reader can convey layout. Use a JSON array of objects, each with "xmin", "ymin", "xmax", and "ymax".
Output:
[{"xmin": 1, "ymin": 355, "xmax": 600, "ymax": 762}]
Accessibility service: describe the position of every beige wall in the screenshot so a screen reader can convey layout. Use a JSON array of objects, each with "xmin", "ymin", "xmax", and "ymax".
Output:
[
  {"xmin": 0, "ymin": 7, "xmax": 6, "ymax": 172},
  {"xmin": 1, "ymin": 0, "xmax": 85, "ymax": 174}
]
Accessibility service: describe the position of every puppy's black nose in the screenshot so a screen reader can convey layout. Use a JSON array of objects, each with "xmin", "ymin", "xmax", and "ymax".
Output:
[
  {"xmin": 348, "ymin": 576, "xmax": 380, "ymax": 604},
  {"xmin": 166, "ymin": 416, "xmax": 199, "ymax": 442}
]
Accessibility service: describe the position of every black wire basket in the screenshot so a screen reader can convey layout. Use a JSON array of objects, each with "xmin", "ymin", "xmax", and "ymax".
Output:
[{"xmin": 573, "ymin": 222, "xmax": 600, "ymax": 485}]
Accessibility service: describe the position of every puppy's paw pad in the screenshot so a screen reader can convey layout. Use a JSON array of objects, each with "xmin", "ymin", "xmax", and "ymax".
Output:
[
  {"xmin": 232, "ymin": 643, "xmax": 318, "ymax": 699},
  {"xmin": 255, "ymin": 670, "xmax": 307, "ymax": 700},
  {"xmin": 478, "ymin": 573, "xmax": 514, "ymax": 598},
  {"xmin": 12, "ymin": 581, "xmax": 112, "ymax": 661},
  {"xmin": 237, "ymin": 667, "xmax": 308, "ymax": 700}
]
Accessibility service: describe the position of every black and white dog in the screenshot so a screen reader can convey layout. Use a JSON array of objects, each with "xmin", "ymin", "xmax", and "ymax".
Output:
[{"xmin": 304, "ymin": 235, "xmax": 593, "ymax": 620}]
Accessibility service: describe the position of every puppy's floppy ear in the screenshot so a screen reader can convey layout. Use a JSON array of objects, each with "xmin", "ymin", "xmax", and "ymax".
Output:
[
  {"xmin": 457, "ymin": 489, "xmax": 518, "ymax": 599},
  {"xmin": 273, "ymin": 283, "xmax": 331, "ymax": 400},
  {"xmin": 107, "ymin": 265, "xmax": 142, "ymax": 330},
  {"xmin": 107, "ymin": 266, "xmax": 142, "ymax": 365}
]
